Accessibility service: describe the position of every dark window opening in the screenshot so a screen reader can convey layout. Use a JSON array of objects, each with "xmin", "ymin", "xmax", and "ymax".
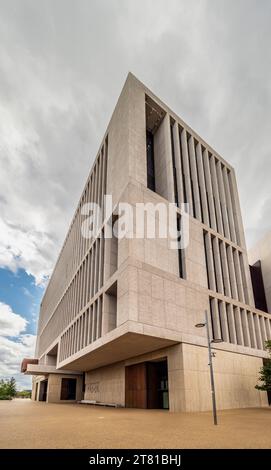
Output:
[
  {"xmin": 203, "ymin": 231, "xmax": 210, "ymax": 289},
  {"xmin": 226, "ymin": 303, "xmax": 234, "ymax": 344},
  {"xmin": 146, "ymin": 130, "xmax": 156, "ymax": 192},
  {"xmin": 219, "ymin": 241, "xmax": 226, "ymax": 294},
  {"xmin": 220, "ymin": 201, "xmax": 225, "ymax": 236},
  {"xmin": 218, "ymin": 300, "xmax": 224, "ymax": 340},
  {"xmin": 213, "ymin": 195, "xmax": 218, "ymax": 230},
  {"xmin": 209, "ymin": 298, "xmax": 215, "ymax": 340},
  {"xmin": 38, "ymin": 379, "xmax": 48, "ymax": 402},
  {"xmin": 206, "ymin": 192, "xmax": 212, "ymax": 228},
  {"xmin": 250, "ymin": 260, "xmax": 268, "ymax": 312},
  {"xmin": 177, "ymin": 216, "xmax": 185, "ymax": 279},
  {"xmin": 211, "ymin": 236, "xmax": 218, "ymax": 292},
  {"xmin": 60, "ymin": 378, "xmax": 77, "ymax": 400}
]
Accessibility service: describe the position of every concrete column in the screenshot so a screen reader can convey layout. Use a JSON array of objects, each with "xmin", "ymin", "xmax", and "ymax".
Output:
[
  {"xmin": 74, "ymin": 273, "xmax": 78, "ymax": 316},
  {"xmin": 204, "ymin": 232, "xmax": 216, "ymax": 291},
  {"xmin": 91, "ymin": 165, "xmax": 97, "ymax": 241},
  {"xmin": 209, "ymin": 155, "xmax": 223, "ymax": 235},
  {"xmin": 75, "ymin": 210, "xmax": 80, "ymax": 269},
  {"xmin": 72, "ymin": 277, "xmax": 76, "ymax": 319},
  {"xmin": 67, "ymin": 327, "xmax": 71, "ymax": 358},
  {"xmin": 98, "ymin": 150, "xmax": 103, "ymax": 210},
  {"xmin": 82, "ymin": 261, "xmax": 86, "ymax": 311},
  {"xmin": 98, "ymin": 231, "xmax": 104, "ymax": 290},
  {"xmin": 222, "ymin": 166, "xmax": 237, "ymax": 243},
  {"xmin": 226, "ymin": 245, "xmax": 238, "ymax": 299},
  {"xmin": 88, "ymin": 252, "xmax": 92, "ymax": 302},
  {"xmin": 80, "ymin": 313, "xmax": 84, "ymax": 350},
  {"xmin": 265, "ymin": 317, "xmax": 271, "ymax": 340},
  {"xmin": 219, "ymin": 301, "xmax": 230, "ymax": 342},
  {"xmin": 84, "ymin": 254, "xmax": 89, "ymax": 307},
  {"xmin": 77, "ymin": 319, "xmax": 81, "ymax": 353},
  {"xmin": 95, "ymin": 238, "xmax": 100, "ymax": 294},
  {"xmin": 73, "ymin": 322, "xmax": 77, "ymax": 354},
  {"xmin": 72, "ymin": 324, "xmax": 76, "ymax": 355},
  {"xmin": 90, "ymin": 173, "xmax": 95, "ymax": 243},
  {"xmin": 96, "ymin": 296, "xmax": 102, "ymax": 339},
  {"xmin": 211, "ymin": 297, "xmax": 222, "ymax": 339},
  {"xmin": 83, "ymin": 310, "xmax": 87, "ymax": 348},
  {"xmin": 92, "ymin": 302, "xmax": 97, "ymax": 343},
  {"xmin": 239, "ymin": 251, "xmax": 255, "ymax": 306},
  {"xmin": 233, "ymin": 249, "xmax": 245, "ymax": 303},
  {"xmin": 234, "ymin": 306, "xmax": 244, "ymax": 346},
  {"xmin": 180, "ymin": 128, "xmax": 193, "ymax": 215},
  {"xmin": 202, "ymin": 149, "xmax": 217, "ymax": 231},
  {"xmin": 91, "ymin": 243, "xmax": 96, "ymax": 298},
  {"xmin": 172, "ymin": 122, "xmax": 184, "ymax": 205},
  {"xmin": 216, "ymin": 162, "xmax": 230, "ymax": 239},
  {"xmin": 241, "ymin": 309, "xmax": 251, "ymax": 347},
  {"xmin": 247, "ymin": 311, "xmax": 256, "ymax": 348},
  {"xmin": 196, "ymin": 142, "xmax": 209, "ymax": 226},
  {"xmin": 88, "ymin": 306, "xmax": 93, "ymax": 345},
  {"xmin": 68, "ymin": 327, "xmax": 72, "ymax": 357},
  {"xmin": 102, "ymin": 142, "xmax": 108, "ymax": 219},
  {"xmin": 64, "ymin": 329, "xmax": 67, "ymax": 360},
  {"xmin": 228, "ymin": 170, "xmax": 246, "ymax": 248},
  {"xmin": 253, "ymin": 314, "xmax": 263, "ymax": 349},
  {"xmin": 226, "ymin": 303, "xmax": 237, "ymax": 344},
  {"xmin": 259, "ymin": 315, "xmax": 267, "ymax": 344},
  {"xmin": 188, "ymin": 135, "xmax": 202, "ymax": 221},
  {"xmin": 220, "ymin": 242, "xmax": 231, "ymax": 297},
  {"xmin": 154, "ymin": 113, "xmax": 175, "ymax": 203},
  {"xmin": 80, "ymin": 264, "xmax": 84, "ymax": 311},
  {"xmin": 82, "ymin": 192, "xmax": 86, "ymax": 258},
  {"xmin": 212, "ymin": 237, "xmax": 224, "ymax": 294}
]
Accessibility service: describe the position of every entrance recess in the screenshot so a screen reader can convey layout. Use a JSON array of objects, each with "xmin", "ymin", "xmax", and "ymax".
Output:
[
  {"xmin": 125, "ymin": 358, "xmax": 169, "ymax": 409},
  {"xmin": 39, "ymin": 379, "xmax": 48, "ymax": 402}
]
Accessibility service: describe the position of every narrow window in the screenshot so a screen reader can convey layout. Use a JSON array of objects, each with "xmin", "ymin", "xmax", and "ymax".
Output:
[
  {"xmin": 203, "ymin": 231, "xmax": 210, "ymax": 289},
  {"xmin": 177, "ymin": 216, "xmax": 185, "ymax": 279},
  {"xmin": 146, "ymin": 130, "xmax": 156, "ymax": 191}
]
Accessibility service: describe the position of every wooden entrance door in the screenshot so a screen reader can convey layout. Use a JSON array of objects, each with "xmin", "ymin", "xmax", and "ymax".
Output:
[{"xmin": 125, "ymin": 362, "xmax": 147, "ymax": 408}]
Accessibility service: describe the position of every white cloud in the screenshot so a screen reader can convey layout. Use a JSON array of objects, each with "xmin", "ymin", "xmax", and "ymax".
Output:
[
  {"xmin": 0, "ymin": 302, "xmax": 36, "ymax": 389},
  {"xmin": 0, "ymin": 301, "xmax": 27, "ymax": 337},
  {"xmin": 0, "ymin": 334, "xmax": 36, "ymax": 390}
]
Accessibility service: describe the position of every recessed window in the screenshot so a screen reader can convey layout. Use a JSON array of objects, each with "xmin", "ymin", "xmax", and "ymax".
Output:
[{"xmin": 60, "ymin": 378, "xmax": 77, "ymax": 400}]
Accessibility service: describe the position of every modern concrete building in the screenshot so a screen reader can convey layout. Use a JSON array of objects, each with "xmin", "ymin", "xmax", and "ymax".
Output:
[
  {"xmin": 249, "ymin": 232, "xmax": 271, "ymax": 315},
  {"xmin": 22, "ymin": 73, "xmax": 270, "ymax": 411}
]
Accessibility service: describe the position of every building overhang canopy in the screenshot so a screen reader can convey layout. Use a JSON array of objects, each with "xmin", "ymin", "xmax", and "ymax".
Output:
[
  {"xmin": 58, "ymin": 321, "xmax": 180, "ymax": 372},
  {"xmin": 23, "ymin": 363, "xmax": 83, "ymax": 376},
  {"xmin": 21, "ymin": 358, "xmax": 38, "ymax": 373}
]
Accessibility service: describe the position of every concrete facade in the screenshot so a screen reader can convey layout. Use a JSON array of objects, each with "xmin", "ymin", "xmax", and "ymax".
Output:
[{"xmin": 25, "ymin": 73, "xmax": 270, "ymax": 410}]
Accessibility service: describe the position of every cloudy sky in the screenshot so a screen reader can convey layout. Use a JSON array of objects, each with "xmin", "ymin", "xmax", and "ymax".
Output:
[{"xmin": 0, "ymin": 0, "xmax": 270, "ymax": 388}]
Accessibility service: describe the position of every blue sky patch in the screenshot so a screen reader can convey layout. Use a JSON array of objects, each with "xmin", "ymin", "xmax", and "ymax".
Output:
[{"xmin": 0, "ymin": 267, "xmax": 44, "ymax": 335}]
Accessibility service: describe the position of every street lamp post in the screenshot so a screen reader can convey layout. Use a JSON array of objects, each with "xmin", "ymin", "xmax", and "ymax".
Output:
[{"xmin": 195, "ymin": 310, "xmax": 223, "ymax": 425}]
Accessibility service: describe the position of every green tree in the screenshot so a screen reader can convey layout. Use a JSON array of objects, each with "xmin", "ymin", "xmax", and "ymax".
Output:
[
  {"xmin": 0, "ymin": 377, "xmax": 17, "ymax": 399},
  {"xmin": 255, "ymin": 340, "xmax": 271, "ymax": 392},
  {"xmin": 7, "ymin": 377, "xmax": 17, "ymax": 397}
]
